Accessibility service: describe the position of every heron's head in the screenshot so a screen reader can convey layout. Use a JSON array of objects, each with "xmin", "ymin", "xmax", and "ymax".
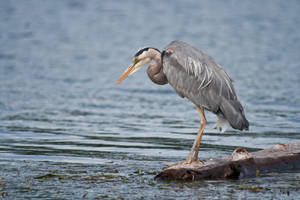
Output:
[{"xmin": 115, "ymin": 47, "xmax": 160, "ymax": 85}]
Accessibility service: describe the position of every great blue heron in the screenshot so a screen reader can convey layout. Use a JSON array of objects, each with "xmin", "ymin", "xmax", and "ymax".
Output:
[{"xmin": 115, "ymin": 40, "xmax": 249, "ymax": 163}]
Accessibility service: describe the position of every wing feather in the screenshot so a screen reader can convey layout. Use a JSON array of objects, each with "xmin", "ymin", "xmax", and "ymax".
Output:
[{"xmin": 163, "ymin": 40, "xmax": 237, "ymax": 112}]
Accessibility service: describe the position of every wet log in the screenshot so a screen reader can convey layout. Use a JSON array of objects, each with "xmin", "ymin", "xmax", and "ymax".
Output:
[{"xmin": 155, "ymin": 142, "xmax": 300, "ymax": 181}]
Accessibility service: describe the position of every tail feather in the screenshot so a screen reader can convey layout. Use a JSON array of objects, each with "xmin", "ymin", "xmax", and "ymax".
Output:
[
  {"xmin": 219, "ymin": 98, "xmax": 249, "ymax": 131},
  {"xmin": 213, "ymin": 116, "xmax": 229, "ymax": 133}
]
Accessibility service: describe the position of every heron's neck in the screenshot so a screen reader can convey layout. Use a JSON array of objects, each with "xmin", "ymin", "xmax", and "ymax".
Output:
[{"xmin": 147, "ymin": 49, "xmax": 168, "ymax": 85}]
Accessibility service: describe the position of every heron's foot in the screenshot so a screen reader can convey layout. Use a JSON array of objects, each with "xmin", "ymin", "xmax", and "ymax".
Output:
[
  {"xmin": 166, "ymin": 159, "xmax": 205, "ymax": 169},
  {"xmin": 184, "ymin": 158, "xmax": 205, "ymax": 165},
  {"xmin": 184, "ymin": 159, "xmax": 193, "ymax": 165},
  {"xmin": 169, "ymin": 160, "xmax": 194, "ymax": 166},
  {"xmin": 193, "ymin": 154, "xmax": 198, "ymax": 162},
  {"xmin": 184, "ymin": 152, "xmax": 202, "ymax": 164},
  {"xmin": 166, "ymin": 160, "xmax": 195, "ymax": 168},
  {"xmin": 165, "ymin": 161, "xmax": 186, "ymax": 169}
]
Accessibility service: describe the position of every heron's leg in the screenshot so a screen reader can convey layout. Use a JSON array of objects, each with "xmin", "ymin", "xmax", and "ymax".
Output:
[
  {"xmin": 193, "ymin": 106, "xmax": 206, "ymax": 161},
  {"xmin": 186, "ymin": 106, "xmax": 206, "ymax": 163}
]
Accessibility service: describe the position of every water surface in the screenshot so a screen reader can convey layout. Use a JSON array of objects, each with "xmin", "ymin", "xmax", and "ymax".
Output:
[{"xmin": 0, "ymin": 0, "xmax": 300, "ymax": 199}]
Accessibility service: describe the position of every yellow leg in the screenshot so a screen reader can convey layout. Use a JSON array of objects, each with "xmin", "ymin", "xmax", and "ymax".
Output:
[{"xmin": 186, "ymin": 106, "xmax": 206, "ymax": 163}]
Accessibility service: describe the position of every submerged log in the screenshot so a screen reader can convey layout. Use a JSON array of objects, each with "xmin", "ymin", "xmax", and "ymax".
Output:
[{"xmin": 155, "ymin": 142, "xmax": 300, "ymax": 181}]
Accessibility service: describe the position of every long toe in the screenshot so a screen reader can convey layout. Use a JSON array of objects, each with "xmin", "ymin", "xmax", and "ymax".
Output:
[
  {"xmin": 193, "ymin": 155, "xmax": 198, "ymax": 161},
  {"xmin": 185, "ymin": 158, "xmax": 193, "ymax": 164}
]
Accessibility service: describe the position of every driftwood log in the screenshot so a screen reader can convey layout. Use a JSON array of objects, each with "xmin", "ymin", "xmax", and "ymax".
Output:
[{"xmin": 155, "ymin": 142, "xmax": 300, "ymax": 181}]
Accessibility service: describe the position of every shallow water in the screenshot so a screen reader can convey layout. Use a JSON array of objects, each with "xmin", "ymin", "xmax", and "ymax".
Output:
[{"xmin": 0, "ymin": 0, "xmax": 300, "ymax": 199}]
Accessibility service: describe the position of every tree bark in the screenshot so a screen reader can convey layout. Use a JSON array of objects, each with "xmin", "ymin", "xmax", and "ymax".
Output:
[{"xmin": 155, "ymin": 142, "xmax": 300, "ymax": 181}]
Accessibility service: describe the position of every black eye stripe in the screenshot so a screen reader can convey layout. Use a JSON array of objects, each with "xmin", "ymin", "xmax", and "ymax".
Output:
[
  {"xmin": 134, "ymin": 47, "xmax": 160, "ymax": 57},
  {"xmin": 135, "ymin": 48, "xmax": 150, "ymax": 57}
]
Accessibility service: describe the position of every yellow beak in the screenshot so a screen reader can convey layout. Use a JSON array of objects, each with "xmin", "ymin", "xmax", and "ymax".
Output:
[
  {"xmin": 114, "ymin": 57, "xmax": 151, "ymax": 86},
  {"xmin": 114, "ymin": 60, "xmax": 137, "ymax": 86}
]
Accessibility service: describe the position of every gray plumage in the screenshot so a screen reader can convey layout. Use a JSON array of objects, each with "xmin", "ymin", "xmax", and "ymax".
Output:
[
  {"xmin": 115, "ymin": 40, "xmax": 249, "ymax": 162},
  {"xmin": 162, "ymin": 41, "xmax": 249, "ymax": 130}
]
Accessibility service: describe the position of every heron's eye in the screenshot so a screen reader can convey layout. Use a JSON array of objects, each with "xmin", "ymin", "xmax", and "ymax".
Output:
[{"xmin": 133, "ymin": 57, "xmax": 138, "ymax": 63}]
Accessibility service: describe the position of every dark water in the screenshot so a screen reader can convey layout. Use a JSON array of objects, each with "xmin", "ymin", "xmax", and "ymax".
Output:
[{"xmin": 1, "ymin": 0, "xmax": 300, "ymax": 199}]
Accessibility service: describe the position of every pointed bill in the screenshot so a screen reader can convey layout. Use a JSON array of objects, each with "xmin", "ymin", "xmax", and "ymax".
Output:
[
  {"xmin": 114, "ymin": 58, "xmax": 151, "ymax": 86},
  {"xmin": 114, "ymin": 62, "xmax": 136, "ymax": 86}
]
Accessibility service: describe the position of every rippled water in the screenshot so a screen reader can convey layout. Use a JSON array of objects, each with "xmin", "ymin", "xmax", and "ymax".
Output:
[{"xmin": 1, "ymin": 0, "xmax": 300, "ymax": 199}]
